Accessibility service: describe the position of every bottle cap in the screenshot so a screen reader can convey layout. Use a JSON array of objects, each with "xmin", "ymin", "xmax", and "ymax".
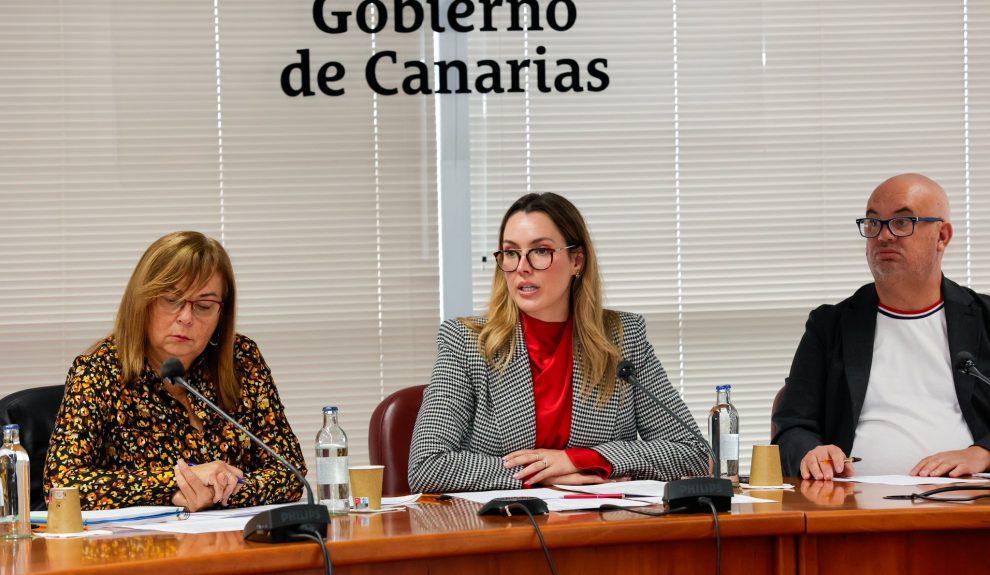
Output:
[
  {"xmin": 716, "ymin": 384, "xmax": 732, "ymax": 391},
  {"xmin": 2, "ymin": 424, "xmax": 18, "ymax": 431},
  {"xmin": 322, "ymin": 406, "xmax": 338, "ymax": 413}
]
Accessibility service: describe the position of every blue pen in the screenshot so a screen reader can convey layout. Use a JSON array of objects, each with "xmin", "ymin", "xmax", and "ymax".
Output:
[
  {"xmin": 32, "ymin": 508, "xmax": 187, "ymax": 525},
  {"xmin": 185, "ymin": 461, "xmax": 246, "ymax": 484}
]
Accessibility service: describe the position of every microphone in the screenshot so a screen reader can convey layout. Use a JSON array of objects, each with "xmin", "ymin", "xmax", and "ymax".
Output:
[
  {"xmin": 616, "ymin": 360, "xmax": 732, "ymax": 513},
  {"xmin": 160, "ymin": 357, "xmax": 329, "ymax": 543},
  {"xmin": 955, "ymin": 351, "xmax": 990, "ymax": 387}
]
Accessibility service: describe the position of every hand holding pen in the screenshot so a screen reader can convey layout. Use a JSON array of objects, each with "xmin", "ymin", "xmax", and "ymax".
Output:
[
  {"xmin": 800, "ymin": 445, "xmax": 859, "ymax": 481},
  {"xmin": 820, "ymin": 457, "xmax": 862, "ymax": 465},
  {"xmin": 187, "ymin": 461, "xmax": 246, "ymax": 484},
  {"xmin": 173, "ymin": 460, "xmax": 245, "ymax": 511}
]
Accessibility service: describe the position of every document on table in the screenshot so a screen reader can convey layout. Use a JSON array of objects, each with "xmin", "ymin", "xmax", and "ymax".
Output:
[
  {"xmin": 123, "ymin": 498, "xmax": 420, "ymax": 534},
  {"xmin": 449, "ymin": 488, "xmax": 650, "ymax": 511},
  {"xmin": 31, "ymin": 506, "xmax": 184, "ymax": 526},
  {"xmin": 546, "ymin": 498, "xmax": 649, "ymax": 511},
  {"xmin": 732, "ymin": 494, "xmax": 783, "ymax": 504},
  {"xmin": 450, "ymin": 488, "xmax": 568, "ymax": 504},
  {"xmin": 118, "ymin": 503, "xmax": 292, "ymax": 534},
  {"xmin": 833, "ymin": 475, "xmax": 990, "ymax": 486},
  {"xmin": 128, "ymin": 516, "xmax": 255, "ymax": 534},
  {"xmin": 552, "ymin": 480, "xmax": 666, "ymax": 499},
  {"xmin": 557, "ymin": 480, "xmax": 783, "ymax": 505}
]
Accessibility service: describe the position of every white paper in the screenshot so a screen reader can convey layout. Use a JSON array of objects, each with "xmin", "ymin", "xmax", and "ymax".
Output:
[
  {"xmin": 546, "ymin": 498, "xmax": 650, "ymax": 511},
  {"xmin": 31, "ymin": 506, "xmax": 183, "ymax": 526},
  {"xmin": 732, "ymin": 494, "xmax": 782, "ymax": 504},
  {"xmin": 449, "ymin": 488, "xmax": 567, "ymax": 504},
  {"xmin": 555, "ymin": 481, "xmax": 770, "ymax": 506},
  {"xmin": 382, "ymin": 493, "xmax": 421, "ymax": 506},
  {"xmin": 34, "ymin": 529, "xmax": 114, "ymax": 539},
  {"xmin": 117, "ymin": 503, "xmax": 290, "ymax": 533},
  {"xmin": 552, "ymin": 480, "xmax": 667, "ymax": 498},
  {"xmin": 740, "ymin": 483, "xmax": 794, "ymax": 490},
  {"xmin": 127, "ymin": 517, "xmax": 254, "ymax": 534},
  {"xmin": 186, "ymin": 503, "xmax": 291, "ymax": 520},
  {"xmin": 832, "ymin": 475, "xmax": 990, "ymax": 486}
]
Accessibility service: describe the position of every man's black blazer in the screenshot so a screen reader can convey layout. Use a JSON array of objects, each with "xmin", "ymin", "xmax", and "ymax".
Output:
[{"xmin": 772, "ymin": 276, "xmax": 990, "ymax": 476}]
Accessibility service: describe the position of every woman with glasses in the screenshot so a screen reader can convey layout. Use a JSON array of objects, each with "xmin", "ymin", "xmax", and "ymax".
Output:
[
  {"xmin": 44, "ymin": 231, "xmax": 306, "ymax": 510},
  {"xmin": 408, "ymin": 193, "xmax": 709, "ymax": 492}
]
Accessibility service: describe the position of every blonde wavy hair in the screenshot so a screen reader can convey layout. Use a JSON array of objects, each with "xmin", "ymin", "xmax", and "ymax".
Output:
[
  {"xmin": 465, "ymin": 193, "xmax": 622, "ymax": 402},
  {"xmin": 113, "ymin": 231, "xmax": 240, "ymax": 412}
]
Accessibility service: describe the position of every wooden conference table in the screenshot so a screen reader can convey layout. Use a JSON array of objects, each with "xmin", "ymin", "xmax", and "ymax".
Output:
[{"xmin": 7, "ymin": 478, "xmax": 990, "ymax": 575}]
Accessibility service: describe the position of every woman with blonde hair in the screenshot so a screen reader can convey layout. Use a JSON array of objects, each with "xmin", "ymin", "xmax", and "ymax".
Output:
[
  {"xmin": 409, "ymin": 193, "xmax": 709, "ymax": 492},
  {"xmin": 44, "ymin": 231, "xmax": 305, "ymax": 511}
]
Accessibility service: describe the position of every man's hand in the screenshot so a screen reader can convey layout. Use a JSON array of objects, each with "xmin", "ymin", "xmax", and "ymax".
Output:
[
  {"xmin": 910, "ymin": 446, "xmax": 990, "ymax": 477},
  {"xmin": 799, "ymin": 445, "xmax": 856, "ymax": 480}
]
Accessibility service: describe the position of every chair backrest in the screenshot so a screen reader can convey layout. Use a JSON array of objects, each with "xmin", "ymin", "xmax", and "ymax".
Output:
[
  {"xmin": 770, "ymin": 385, "xmax": 785, "ymax": 440},
  {"xmin": 0, "ymin": 385, "xmax": 66, "ymax": 511},
  {"xmin": 368, "ymin": 385, "xmax": 427, "ymax": 497}
]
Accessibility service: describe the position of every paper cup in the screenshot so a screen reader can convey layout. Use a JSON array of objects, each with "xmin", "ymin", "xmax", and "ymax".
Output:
[
  {"xmin": 749, "ymin": 445, "xmax": 783, "ymax": 487},
  {"xmin": 47, "ymin": 486, "xmax": 84, "ymax": 534},
  {"xmin": 348, "ymin": 465, "xmax": 385, "ymax": 510}
]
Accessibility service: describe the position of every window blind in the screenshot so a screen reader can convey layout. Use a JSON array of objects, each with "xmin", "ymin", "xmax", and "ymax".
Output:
[
  {"xmin": 0, "ymin": 1, "xmax": 440, "ymax": 479},
  {"xmin": 468, "ymin": 0, "xmax": 986, "ymax": 474}
]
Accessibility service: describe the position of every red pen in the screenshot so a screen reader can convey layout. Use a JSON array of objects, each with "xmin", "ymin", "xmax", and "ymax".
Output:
[{"xmin": 562, "ymin": 493, "xmax": 626, "ymax": 499}]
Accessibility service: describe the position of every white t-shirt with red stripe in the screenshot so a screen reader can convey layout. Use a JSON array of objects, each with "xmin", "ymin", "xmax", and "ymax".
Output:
[{"xmin": 853, "ymin": 299, "xmax": 973, "ymax": 476}]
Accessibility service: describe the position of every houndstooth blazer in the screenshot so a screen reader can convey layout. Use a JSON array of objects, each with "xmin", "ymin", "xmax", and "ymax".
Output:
[{"xmin": 407, "ymin": 311, "xmax": 710, "ymax": 493}]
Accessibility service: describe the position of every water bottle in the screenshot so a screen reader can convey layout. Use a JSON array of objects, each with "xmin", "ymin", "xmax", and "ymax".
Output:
[
  {"xmin": 0, "ymin": 424, "xmax": 31, "ymax": 539},
  {"xmin": 708, "ymin": 385, "xmax": 740, "ymax": 485},
  {"xmin": 315, "ymin": 406, "xmax": 351, "ymax": 515}
]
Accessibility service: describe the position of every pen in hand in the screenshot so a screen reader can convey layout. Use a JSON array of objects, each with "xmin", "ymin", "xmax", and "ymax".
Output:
[
  {"xmin": 185, "ymin": 461, "xmax": 246, "ymax": 484},
  {"xmin": 562, "ymin": 493, "xmax": 626, "ymax": 500},
  {"xmin": 820, "ymin": 457, "xmax": 862, "ymax": 465}
]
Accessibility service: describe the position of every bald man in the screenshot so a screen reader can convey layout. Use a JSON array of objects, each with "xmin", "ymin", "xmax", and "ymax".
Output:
[{"xmin": 773, "ymin": 174, "xmax": 990, "ymax": 480}]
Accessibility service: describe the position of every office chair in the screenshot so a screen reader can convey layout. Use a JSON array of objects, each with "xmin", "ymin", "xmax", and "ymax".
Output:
[
  {"xmin": 368, "ymin": 385, "xmax": 427, "ymax": 497},
  {"xmin": 0, "ymin": 385, "xmax": 66, "ymax": 511}
]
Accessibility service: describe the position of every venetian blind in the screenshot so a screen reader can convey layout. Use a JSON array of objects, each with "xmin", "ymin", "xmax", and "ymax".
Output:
[
  {"xmin": 0, "ymin": 1, "xmax": 439, "ymax": 478},
  {"xmin": 468, "ymin": 0, "xmax": 986, "ymax": 474}
]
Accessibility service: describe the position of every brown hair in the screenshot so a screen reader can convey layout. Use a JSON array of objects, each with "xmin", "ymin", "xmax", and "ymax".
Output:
[
  {"xmin": 113, "ymin": 231, "xmax": 240, "ymax": 411},
  {"xmin": 466, "ymin": 193, "xmax": 622, "ymax": 402}
]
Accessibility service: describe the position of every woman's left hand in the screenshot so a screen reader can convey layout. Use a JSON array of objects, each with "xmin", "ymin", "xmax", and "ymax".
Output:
[{"xmin": 503, "ymin": 448, "xmax": 580, "ymax": 486}]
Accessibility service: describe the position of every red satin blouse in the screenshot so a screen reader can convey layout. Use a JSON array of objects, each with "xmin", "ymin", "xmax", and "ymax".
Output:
[{"xmin": 522, "ymin": 313, "xmax": 612, "ymax": 478}]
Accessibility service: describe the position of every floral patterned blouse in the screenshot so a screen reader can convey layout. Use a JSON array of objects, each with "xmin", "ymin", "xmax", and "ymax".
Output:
[{"xmin": 43, "ymin": 334, "xmax": 306, "ymax": 510}]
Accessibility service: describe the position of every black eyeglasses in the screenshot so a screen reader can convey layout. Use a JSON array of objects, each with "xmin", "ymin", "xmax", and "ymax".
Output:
[
  {"xmin": 493, "ymin": 245, "xmax": 576, "ymax": 272},
  {"xmin": 856, "ymin": 216, "xmax": 944, "ymax": 238}
]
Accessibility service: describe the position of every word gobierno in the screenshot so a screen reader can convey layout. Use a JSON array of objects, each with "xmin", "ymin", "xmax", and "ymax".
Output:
[{"xmin": 282, "ymin": 0, "xmax": 609, "ymax": 97}]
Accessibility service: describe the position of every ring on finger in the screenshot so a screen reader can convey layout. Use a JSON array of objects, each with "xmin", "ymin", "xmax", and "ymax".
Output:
[{"xmin": 542, "ymin": 458, "xmax": 548, "ymax": 469}]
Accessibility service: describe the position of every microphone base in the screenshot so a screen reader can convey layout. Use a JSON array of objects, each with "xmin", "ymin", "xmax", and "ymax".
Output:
[
  {"xmin": 242, "ymin": 503, "xmax": 331, "ymax": 544},
  {"xmin": 662, "ymin": 478, "xmax": 733, "ymax": 514}
]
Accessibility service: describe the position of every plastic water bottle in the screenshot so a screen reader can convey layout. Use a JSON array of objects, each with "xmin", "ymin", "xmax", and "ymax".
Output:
[
  {"xmin": 708, "ymin": 385, "xmax": 740, "ymax": 485},
  {"xmin": 315, "ymin": 406, "xmax": 351, "ymax": 515},
  {"xmin": 0, "ymin": 424, "xmax": 31, "ymax": 539}
]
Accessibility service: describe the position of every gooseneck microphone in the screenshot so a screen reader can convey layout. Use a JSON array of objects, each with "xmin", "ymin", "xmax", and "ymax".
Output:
[
  {"xmin": 160, "ymin": 357, "xmax": 330, "ymax": 544},
  {"xmin": 616, "ymin": 360, "xmax": 732, "ymax": 513},
  {"xmin": 955, "ymin": 351, "xmax": 990, "ymax": 387}
]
